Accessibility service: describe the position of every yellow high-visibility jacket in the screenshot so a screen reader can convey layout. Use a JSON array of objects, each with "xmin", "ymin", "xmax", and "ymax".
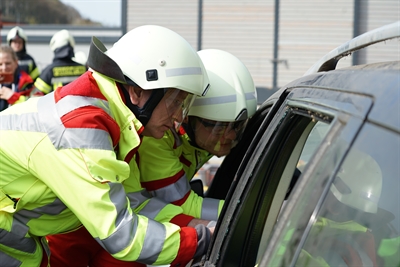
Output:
[
  {"xmin": 138, "ymin": 128, "xmax": 224, "ymax": 221},
  {"xmin": 0, "ymin": 71, "xmax": 204, "ymax": 267}
]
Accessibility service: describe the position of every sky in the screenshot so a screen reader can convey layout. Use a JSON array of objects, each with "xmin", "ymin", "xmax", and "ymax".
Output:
[{"xmin": 59, "ymin": 0, "xmax": 121, "ymax": 27}]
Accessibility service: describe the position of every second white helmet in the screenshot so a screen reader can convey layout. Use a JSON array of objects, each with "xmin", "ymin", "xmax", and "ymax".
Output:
[{"xmin": 190, "ymin": 49, "xmax": 257, "ymax": 121}]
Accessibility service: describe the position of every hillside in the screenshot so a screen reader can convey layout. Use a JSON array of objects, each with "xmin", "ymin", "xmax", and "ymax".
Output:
[{"xmin": 0, "ymin": 0, "xmax": 100, "ymax": 26}]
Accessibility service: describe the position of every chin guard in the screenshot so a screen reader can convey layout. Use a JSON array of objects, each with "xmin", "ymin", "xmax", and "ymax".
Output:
[{"xmin": 120, "ymin": 87, "xmax": 165, "ymax": 126}]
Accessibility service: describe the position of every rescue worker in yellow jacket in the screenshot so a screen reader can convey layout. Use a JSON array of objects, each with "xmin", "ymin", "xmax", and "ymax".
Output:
[
  {"xmin": 138, "ymin": 49, "xmax": 258, "ymax": 221},
  {"xmin": 31, "ymin": 29, "xmax": 87, "ymax": 96},
  {"xmin": 0, "ymin": 25, "xmax": 212, "ymax": 267}
]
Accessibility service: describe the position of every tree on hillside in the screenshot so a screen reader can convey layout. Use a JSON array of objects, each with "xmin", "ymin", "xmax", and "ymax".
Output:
[{"xmin": 0, "ymin": 0, "xmax": 100, "ymax": 25}]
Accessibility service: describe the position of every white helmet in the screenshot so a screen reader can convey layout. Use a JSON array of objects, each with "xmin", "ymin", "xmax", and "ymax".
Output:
[
  {"xmin": 183, "ymin": 49, "xmax": 257, "ymax": 156},
  {"xmin": 330, "ymin": 149, "xmax": 382, "ymax": 214},
  {"xmin": 190, "ymin": 49, "xmax": 257, "ymax": 121},
  {"xmin": 87, "ymin": 25, "xmax": 209, "ymax": 127},
  {"xmin": 50, "ymin": 29, "xmax": 75, "ymax": 52},
  {"xmin": 7, "ymin": 26, "xmax": 27, "ymax": 44},
  {"xmin": 105, "ymin": 25, "xmax": 209, "ymax": 97}
]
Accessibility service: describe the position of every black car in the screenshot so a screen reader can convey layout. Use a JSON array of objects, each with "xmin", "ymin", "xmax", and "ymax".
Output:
[{"xmin": 200, "ymin": 21, "xmax": 400, "ymax": 267}]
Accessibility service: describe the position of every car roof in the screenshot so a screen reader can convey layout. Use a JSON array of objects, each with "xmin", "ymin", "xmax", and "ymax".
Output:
[
  {"xmin": 261, "ymin": 60, "xmax": 400, "ymax": 133},
  {"xmin": 305, "ymin": 21, "xmax": 400, "ymax": 75}
]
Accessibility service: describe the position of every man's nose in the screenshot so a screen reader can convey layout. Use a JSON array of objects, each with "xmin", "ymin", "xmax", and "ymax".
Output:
[
  {"xmin": 172, "ymin": 107, "xmax": 184, "ymax": 124},
  {"xmin": 223, "ymin": 126, "xmax": 237, "ymax": 140}
]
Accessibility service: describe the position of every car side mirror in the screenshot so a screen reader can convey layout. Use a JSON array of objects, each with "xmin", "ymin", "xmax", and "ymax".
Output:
[{"xmin": 190, "ymin": 179, "xmax": 204, "ymax": 197}]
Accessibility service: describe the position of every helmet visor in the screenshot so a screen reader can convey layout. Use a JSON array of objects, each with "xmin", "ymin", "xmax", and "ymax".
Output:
[
  {"xmin": 163, "ymin": 88, "xmax": 196, "ymax": 129},
  {"xmin": 190, "ymin": 116, "xmax": 248, "ymax": 156}
]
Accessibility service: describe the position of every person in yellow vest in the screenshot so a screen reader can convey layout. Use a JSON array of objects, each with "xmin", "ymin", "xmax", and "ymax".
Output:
[
  {"xmin": 7, "ymin": 26, "xmax": 40, "ymax": 81},
  {"xmin": 0, "ymin": 25, "xmax": 212, "ymax": 267},
  {"xmin": 31, "ymin": 29, "xmax": 87, "ymax": 96},
  {"xmin": 138, "ymin": 49, "xmax": 258, "ymax": 222}
]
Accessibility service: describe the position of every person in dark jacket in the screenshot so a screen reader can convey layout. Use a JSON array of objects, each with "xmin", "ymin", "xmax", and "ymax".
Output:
[
  {"xmin": 0, "ymin": 45, "xmax": 34, "ymax": 112},
  {"xmin": 7, "ymin": 26, "xmax": 40, "ymax": 81},
  {"xmin": 31, "ymin": 29, "xmax": 87, "ymax": 97}
]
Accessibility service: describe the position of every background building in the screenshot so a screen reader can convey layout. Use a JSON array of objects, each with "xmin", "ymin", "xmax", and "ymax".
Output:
[{"xmin": 1, "ymin": 0, "xmax": 399, "ymax": 103}]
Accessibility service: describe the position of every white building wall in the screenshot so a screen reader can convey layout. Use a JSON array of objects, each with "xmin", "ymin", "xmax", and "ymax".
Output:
[
  {"xmin": 201, "ymin": 0, "xmax": 274, "ymax": 90},
  {"xmin": 126, "ymin": 0, "xmax": 399, "ymax": 95},
  {"xmin": 127, "ymin": 0, "xmax": 198, "ymax": 47},
  {"xmin": 361, "ymin": 0, "xmax": 400, "ymax": 63},
  {"xmin": 278, "ymin": 0, "xmax": 354, "ymax": 86}
]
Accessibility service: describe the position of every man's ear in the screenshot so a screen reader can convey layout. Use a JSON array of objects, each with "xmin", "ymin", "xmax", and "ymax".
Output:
[{"xmin": 127, "ymin": 85, "xmax": 142, "ymax": 105}]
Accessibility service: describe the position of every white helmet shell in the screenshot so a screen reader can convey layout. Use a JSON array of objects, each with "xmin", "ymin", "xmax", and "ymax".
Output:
[
  {"xmin": 50, "ymin": 29, "xmax": 75, "ymax": 51},
  {"xmin": 7, "ymin": 26, "xmax": 27, "ymax": 44},
  {"xmin": 190, "ymin": 49, "xmax": 257, "ymax": 122},
  {"xmin": 105, "ymin": 25, "xmax": 209, "ymax": 97},
  {"xmin": 331, "ymin": 149, "xmax": 382, "ymax": 214}
]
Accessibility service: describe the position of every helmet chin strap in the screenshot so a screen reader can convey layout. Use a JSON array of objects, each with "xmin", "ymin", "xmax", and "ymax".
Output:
[
  {"xmin": 182, "ymin": 117, "xmax": 201, "ymax": 149},
  {"xmin": 120, "ymin": 86, "xmax": 165, "ymax": 126}
]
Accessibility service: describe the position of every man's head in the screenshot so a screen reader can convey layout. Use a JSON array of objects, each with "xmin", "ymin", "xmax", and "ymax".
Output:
[
  {"xmin": 87, "ymin": 25, "xmax": 209, "ymax": 139},
  {"xmin": 49, "ymin": 29, "xmax": 76, "ymax": 59},
  {"xmin": 321, "ymin": 148, "xmax": 382, "ymax": 223},
  {"xmin": 330, "ymin": 148, "xmax": 382, "ymax": 214},
  {"xmin": 7, "ymin": 26, "xmax": 27, "ymax": 54},
  {"xmin": 183, "ymin": 49, "xmax": 258, "ymax": 157}
]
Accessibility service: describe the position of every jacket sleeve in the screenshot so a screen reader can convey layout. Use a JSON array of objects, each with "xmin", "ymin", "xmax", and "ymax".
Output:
[
  {"xmin": 123, "ymin": 154, "xmax": 195, "ymax": 227},
  {"xmin": 138, "ymin": 132, "xmax": 224, "ymax": 221},
  {"xmin": 30, "ymin": 137, "xmax": 206, "ymax": 266},
  {"xmin": 33, "ymin": 66, "xmax": 53, "ymax": 95}
]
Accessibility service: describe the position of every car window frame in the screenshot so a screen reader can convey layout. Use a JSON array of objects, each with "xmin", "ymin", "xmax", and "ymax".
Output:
[{"xmin": 204, "ymin": 86, "xmax": 374, "ymax": 267}]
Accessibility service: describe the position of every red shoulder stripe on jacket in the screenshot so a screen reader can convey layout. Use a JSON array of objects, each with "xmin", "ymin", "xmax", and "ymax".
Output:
[
  {"xmin": 61, "ymin": 106, "xmax": 120, "ymax": 148},
  {"xmin": 141, "ymin": 169, "xmax": 185, "ymax": 191},
  {"xmin": 54, "ymin": 71, "xmax": 107, "ymax": 103}
]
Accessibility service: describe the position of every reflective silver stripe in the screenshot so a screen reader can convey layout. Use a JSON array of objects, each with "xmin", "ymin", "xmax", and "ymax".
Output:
[
  {"xmin": 0, "ymin": 250, "xmax": 21, "ymax": 267},
  {"xmin": 109, "ymin": 183, "xmax": 131, "ymax": 227},
  {"xmin": 192, "ymin": 94, "xmax": 237, "ymax": 106},
  {"xmin": 0, "ymin": 113, "xmax": 45, "ymax": 132},
  {"xmin": 149, "ymin": 174, "xmax": 190, "ymax": 203},
  {"xmin": 38, "ymin": 93, "xmax": 113, "ymax": 150},
  {"xmin": 99, "ymin": 183, "xmax": 138, "ymax": 254},
  {"xmin": 245, "ymin": 91, "xmax": 257, "ymax": 100},
  {"xmin": 165, "ymin": 67, "xmax": 202, "ymax": 77},
  {"xmin": 137, "ymin": 219, "xmax": 166, "ymax": 264},
  {"xmin": 1, "ymin": 198, "xmax": 67, "ymax": 253},
  {"xmin": 1, "ymin": 93, "xmax": 113, "ymax": 150},
  {"xmin": 0, "ymin": 227, "xmax": 37, "ymax": 254},
  {"xmin": 56, "ymin": 95, "xmax": 111, "ymax": 117},
  {"xmin": 51, "ymin": 76, "xmax": 81, "ymax": 84},
  {"xmin": 97, "ymin": 213, "xmax": 137, "ymax": 255},
  {"xmin": 19, "ymin": 59, "xmax": 34, "ymax": 67},
  {"xmin": 192, "ymin": 91, "xmax": 256, "ymax": 107},
  {"xmin": 201, "ymin": 198, "xmax": 220, "ymax": 221},
  {"xmin": 127, "ymin": 189, "xmax": 151, "ymax": 210},
  {"xmin": 138, "ymin": 197, "xmax": 170, "ymax": 220}
]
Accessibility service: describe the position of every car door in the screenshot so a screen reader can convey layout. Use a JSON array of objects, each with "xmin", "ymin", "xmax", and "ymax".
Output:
[{"xmin": 203, "ymin": 84, "xmax": 374, "ymax": 267}]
